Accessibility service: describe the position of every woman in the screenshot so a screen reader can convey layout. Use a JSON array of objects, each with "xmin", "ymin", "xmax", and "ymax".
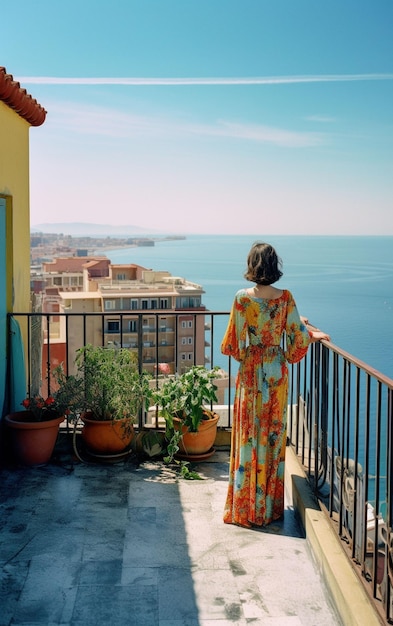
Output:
[{"xmin": 221, "ymin": 242, "xmax": 330, "ymax": 528}]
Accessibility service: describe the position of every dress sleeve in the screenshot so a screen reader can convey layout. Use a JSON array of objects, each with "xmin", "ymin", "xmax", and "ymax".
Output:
[
  {"xmin": 284, "ymin": 291, "xmax": 312, "ymax": 364},
  {"xmin": 221, "ymin": 293, "xmax": 247, "ymax": 362}
]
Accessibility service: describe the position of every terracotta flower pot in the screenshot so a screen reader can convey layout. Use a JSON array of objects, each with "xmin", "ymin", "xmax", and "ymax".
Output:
[
  {"xmin": 5, "ymin": 411, "xmax": 63, "ymax": 466},
  {"xmin": 81, "ymin": 414, "xmax": 135, "ymax": 455},
  {"xmin": 174, "ymin": 411, "xmax": 219, "ymax": 457}
]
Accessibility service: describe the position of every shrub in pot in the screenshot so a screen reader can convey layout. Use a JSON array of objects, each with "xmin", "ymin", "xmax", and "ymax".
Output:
[
  {"xmin": 152, "ymin": 365, "xmax": 220, "ymax": 461},
  {"xmin": 74, "ymin": 344, "xmax": 152, "ymax": 456}
]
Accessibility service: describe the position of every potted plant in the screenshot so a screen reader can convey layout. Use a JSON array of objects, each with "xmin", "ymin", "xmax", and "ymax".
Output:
[
  {"xmin": 4, "ymin": 369, "xmax": 83, "ymax": 466},
  {"xmin": 74, "ymin": 344, "xmax": 152, "ymax": 457},
  {"xmin": 153, "ymin": 365, "xmax": 220, "ymax": 462}
]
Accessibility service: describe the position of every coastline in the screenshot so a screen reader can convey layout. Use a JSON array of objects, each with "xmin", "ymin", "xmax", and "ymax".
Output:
[{"xmin": 91, "ymin": 244, "xmax": 138, "ymax": 255}]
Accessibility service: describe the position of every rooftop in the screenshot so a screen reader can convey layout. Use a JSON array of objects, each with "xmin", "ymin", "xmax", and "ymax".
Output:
[{"xmin": 0, "ymin": 440, "xmax": 346, "ymax": 626}]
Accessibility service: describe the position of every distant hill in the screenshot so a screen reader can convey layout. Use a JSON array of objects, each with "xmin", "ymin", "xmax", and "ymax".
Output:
[{"xmin": 31, "ymin": 222, "xmax": 163, "ymax": 237}]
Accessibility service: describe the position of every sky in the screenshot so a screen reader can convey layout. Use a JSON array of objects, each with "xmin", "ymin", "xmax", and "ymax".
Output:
[{"xmin": 2, "ymin": 0, "xmax": 393, "ymax": 235}]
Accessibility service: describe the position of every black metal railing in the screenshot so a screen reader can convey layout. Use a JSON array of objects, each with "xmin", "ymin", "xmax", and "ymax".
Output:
[
  {"xmin": 6, "ymin": 311, "xmax": 231, "ymax": 421},
  {"xmin": 6, "ymin": 310, "xmax": 393, "ymax": 621},
  {"xmin": 289, "ymin": 338, "xmax": 393, "ymax": 623}
]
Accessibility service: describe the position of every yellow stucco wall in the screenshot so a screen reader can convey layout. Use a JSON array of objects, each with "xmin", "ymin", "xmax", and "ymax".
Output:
[{"xmin": 0, "ymin": 101, "xmax": 31, "ymax": 315}]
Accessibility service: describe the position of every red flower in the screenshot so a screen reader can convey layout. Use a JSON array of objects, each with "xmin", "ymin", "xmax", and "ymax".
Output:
[{"xmin": 21, "ymin": 394, "xmax": 62, "ymax": 421}]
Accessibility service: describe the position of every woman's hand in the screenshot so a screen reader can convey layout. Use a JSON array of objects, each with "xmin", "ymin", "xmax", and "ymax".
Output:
[{"xmin": 310, "ymin": 330, "xmax": 330, "ymax": 342}]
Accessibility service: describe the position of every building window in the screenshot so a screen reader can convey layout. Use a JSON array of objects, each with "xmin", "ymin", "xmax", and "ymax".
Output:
[
  {"xmin": 189, "ymin": 297, "xmax": 200, "ymax": 307},
  {"xmin": 188, "ymin": 320, "xmax": 193, "ymax": 328},
  {"xmin": 160, "ymin": 298, "xmax": 168, "ymax": 309},
  {"xmin": 107, "ymin": 320, "xmax": 120, "ymax": 333},
  {"xmin": 151, "ymin": 299, "xmax": 158, "ymax": 309},
  {"xmin": 187, "ymin": 353, "xmax": 193, "ymax": 360},
  {"xmin": 116, "ymin": 273, "xmax": 126, "ymax": 280},
  {"xmin": 181, "ymin": 337, "xmax": 187, "ymax": 345},
  {"xmin": 129, "ymin": 320, "xmax": 137, "ymax": 332},
  {"xmin": 188, "ymin": 337, "xmax": 193, "ymax": 345},
  {"xmin": 53, "ymin": 277, "xmax": 62, "ymax": 286},
  {"xmin": 131, "ymin": 299, "xmax": 138, "ymax": 310},
  {"xmin": 181, "ymin": 354, "xmax": 186, "ymax": 360},
  {"xmin": 105, "ymin": 300, "xmax": 116, "ymax": 310},
  {"xmin": 141, "ymin": 299, "xmax": 148, "ymax": 310}
]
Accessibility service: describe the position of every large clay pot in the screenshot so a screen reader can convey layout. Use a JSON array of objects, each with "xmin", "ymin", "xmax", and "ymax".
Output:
[
  {"xmin": 81, "ymin": 414, "xmax": 135, "ymax": 455},
  {"xmin": 174, "ymin": 411, "xmax": 219, "ymax": 457},
  {"xmin": 5, "ymin": 411, "xmax": 63, "ymax": 466}
]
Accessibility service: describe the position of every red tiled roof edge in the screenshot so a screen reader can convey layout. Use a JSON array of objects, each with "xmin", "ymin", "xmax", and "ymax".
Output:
[{"xmin": 0, "ymin": 67, "xmax": 46, "ymax": 126}]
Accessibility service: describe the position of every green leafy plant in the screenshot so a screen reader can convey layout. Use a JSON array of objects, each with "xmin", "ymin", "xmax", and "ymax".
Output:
[
  {"xmin": 153, "ymin": 365, "xmax": 219, "ymax": 434},
  {"xmin": 74, "ymin": 344, "xmax": 152, "ymax": 422},
  {"xmin": 163, "ymin": 430, "xmax": 203, "ymax": 480},
  {"xmin": 179, "ymin": 460, "xmax": 204, "ymax": 480},
  {"xmin": 51, "ymin": 364, "xmax": 86, "ymax": 421},
  {"xmin": 152, "ymin": 365, "xmax": 220, "ymax": 470}
]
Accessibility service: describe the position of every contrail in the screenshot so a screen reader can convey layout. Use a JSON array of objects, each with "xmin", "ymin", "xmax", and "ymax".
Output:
[{"xmin": 17, "ymin": 73, "xmax": 393, "ymax": 86}]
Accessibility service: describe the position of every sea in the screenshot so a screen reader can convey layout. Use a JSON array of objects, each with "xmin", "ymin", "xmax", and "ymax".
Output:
[{"xmin": 106, "ymin": 235, "xmax": 393, "ymax": 380}]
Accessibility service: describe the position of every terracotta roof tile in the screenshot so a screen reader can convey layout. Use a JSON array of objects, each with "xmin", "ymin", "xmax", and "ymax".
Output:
[
  {"xmin": 42, "ymin": 257, "xmax": 109, "ymax": 273},
  {"xmin": 0, "ymin": 67, "xmax": 46, "ymax": 126}
]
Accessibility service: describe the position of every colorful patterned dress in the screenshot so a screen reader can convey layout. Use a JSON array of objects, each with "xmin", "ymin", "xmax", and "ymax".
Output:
[{"xmin": 221, "ymin": 288, "xmax": 311, "ymax": 528}]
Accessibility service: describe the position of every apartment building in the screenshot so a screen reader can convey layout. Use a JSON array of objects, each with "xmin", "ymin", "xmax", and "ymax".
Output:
[{"xmin": 39, "ymin": 257, "xmax": 207, "ymax": 375}]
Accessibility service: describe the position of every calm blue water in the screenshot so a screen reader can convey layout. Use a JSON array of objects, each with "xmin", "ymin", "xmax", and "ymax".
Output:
[{"xmin": 107, "ymin": 235, "xmax": 393, "ymax": 379}]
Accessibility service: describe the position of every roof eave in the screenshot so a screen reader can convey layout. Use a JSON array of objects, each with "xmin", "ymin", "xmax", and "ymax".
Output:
[{"xmin": 0, "ymin": 67, "xmax": 46, "ymax": 126}]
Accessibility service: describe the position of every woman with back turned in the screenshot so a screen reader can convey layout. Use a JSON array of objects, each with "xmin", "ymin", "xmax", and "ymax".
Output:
[{"xmin": 221, "ymin": 242, "xmax": 330, "ymax": 528}]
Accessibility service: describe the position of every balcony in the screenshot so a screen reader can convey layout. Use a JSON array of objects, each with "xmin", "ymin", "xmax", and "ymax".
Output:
[
  {"xmin": 98, "ymin": 277, "xmax": 204, "ymax": 293},
  {"xmin": 2, "ymin": 309, "xmax": 393, "ymax": 624},
  {"xmin": 0, "ymin": 445, "xmax": 344, "ymax": 624}
]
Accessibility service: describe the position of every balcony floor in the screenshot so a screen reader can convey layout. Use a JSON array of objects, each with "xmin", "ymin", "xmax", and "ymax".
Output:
[{"xmin": 0, "ymin": 441, "xmax": 341, "ymax": 625}]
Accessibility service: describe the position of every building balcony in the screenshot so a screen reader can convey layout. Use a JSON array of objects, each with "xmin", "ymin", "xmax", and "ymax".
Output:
[
  {"xmin": 98, "ymin": 277, "xmax": 204, "ymax": 293},
  {"xmin": 2, "ymin": 309, "xmax": 393, "ymax": 624}
]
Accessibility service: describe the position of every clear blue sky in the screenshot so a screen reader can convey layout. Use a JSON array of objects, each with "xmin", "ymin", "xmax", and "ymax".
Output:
[{"xmin": 3, "ymin": 0, "xmax": 393, "ymax": 235}]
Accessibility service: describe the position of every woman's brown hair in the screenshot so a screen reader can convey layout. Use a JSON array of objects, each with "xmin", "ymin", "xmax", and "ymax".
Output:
[{"xmin": 244, "ymin": 242, "xmax": 283, "ymax": 285}]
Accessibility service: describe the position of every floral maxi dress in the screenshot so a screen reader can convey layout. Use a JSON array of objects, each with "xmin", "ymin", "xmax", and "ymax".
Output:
[{"xmin": 221, "ymin": 289, "xmax": 311, "ymax": 528}]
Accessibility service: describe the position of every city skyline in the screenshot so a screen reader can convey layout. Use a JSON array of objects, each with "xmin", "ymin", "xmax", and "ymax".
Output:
[{"xmin": 3, "ymin": 0, "xmax": 393, "ymax": 235}]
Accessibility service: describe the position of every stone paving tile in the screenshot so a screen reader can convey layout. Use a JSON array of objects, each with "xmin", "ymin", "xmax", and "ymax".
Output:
[
  {"xmin": 71, "ymin": 584, "xmax": 158, "ymax": 626},
  {"xmin": 0, "ymin": 448, "xmax": 342, "ymax": 626},
  {"xmin": 10, "ymin": 555, "xmax": 79, "ymax": 625}
]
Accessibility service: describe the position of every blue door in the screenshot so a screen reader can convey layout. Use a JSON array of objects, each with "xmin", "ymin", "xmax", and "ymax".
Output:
[{"xmin": 0, "ymin": 197, "xmax": 6, "ymax": 416}]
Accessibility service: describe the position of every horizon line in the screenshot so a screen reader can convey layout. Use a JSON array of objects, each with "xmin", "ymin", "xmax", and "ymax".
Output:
[{"xmin": 18, "ymin": 73, "xmax": 393, "ymax": 86}]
